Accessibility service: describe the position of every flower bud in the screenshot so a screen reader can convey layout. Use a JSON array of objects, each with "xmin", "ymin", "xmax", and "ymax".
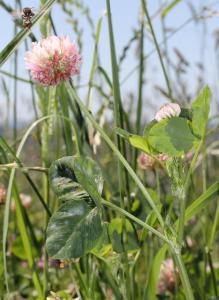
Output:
[
  {"xmin": 155, "ymin": 103, "xmax": 181, "ymax": 122},
  {"xmin": 137, "ymin": 152, "xmax": 156, "ymax": 170}
]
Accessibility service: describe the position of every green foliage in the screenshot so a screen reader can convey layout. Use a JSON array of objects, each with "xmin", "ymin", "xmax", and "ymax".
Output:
[
  {"xmin": 46, "ymin": 200, "xmax": 102, "ymax": 259},
  {"xmin": 91, "ymin": 223, "xmax": 112, "ymax": 257},
  {"xmin": 185, "ymin": 180, "xmax": 219, "ymax": 223},
  {"xmin": 47, "ymin": 156, "xmax": 104, "ymax": 259},
  {"xmin": 191, "ymin": 86, "xmax": 211, "ymax": 139},
  {"xmin": 108, "ymin": 217, "xmax": 139, "ymax": 253},
  {"xmin": 148, "ymin": 117, "xmax": 197, "ymax": 156},
  {"xmin": 129, "ymin": 135, "xmax": 151, "ymax": 154},
  {"xmin": 126, "ymin": 87, "xmax": 211, "ymax": 158}
]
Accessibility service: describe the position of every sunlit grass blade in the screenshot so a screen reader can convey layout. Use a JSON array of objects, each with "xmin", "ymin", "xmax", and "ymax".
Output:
[
  {"xmin": 87, "ymin": 16, "xmax": 102, "ymax": 108},
  {"xmin": 0, "ymin": 0, "xmax": 57, "ymax": 67},
  {"xmin": 185, "ymin": 180, "xmax": 219, "ymax": 223}
]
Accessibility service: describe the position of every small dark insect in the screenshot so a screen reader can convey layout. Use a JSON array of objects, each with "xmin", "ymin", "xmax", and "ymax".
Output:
[{"xmin": 22, "ymin": 7, "xmax": 35, "ymax": 29}]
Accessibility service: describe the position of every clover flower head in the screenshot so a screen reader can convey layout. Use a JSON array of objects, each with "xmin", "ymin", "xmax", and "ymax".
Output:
[
  {"xmin": 155, "ymin": 103, "xmax": 181, "ymax": 122},
  {"xmin": 137, "ymin": 152, "xmax": 156, "ymax": 170},
  {"xmin": 157, "ymin": 258, "xmax": 177, "ymax": 295},
  {"xmin": 24, "ymin": 36, "xmax": 81, "ymax": 86},
  {"xmin": 158, "ymin": 153, "xmax": 169, "ymax": 161},
  {"xmin": 11, "ymin": 193, "xmax": 32, "ymax": 211}
]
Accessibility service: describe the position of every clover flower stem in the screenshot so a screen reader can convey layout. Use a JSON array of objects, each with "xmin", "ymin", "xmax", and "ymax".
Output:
[
  {"xmin": 173, "ymin": 251, "xmax": 195, "ymax": 300},
  {"xmin": 101, "ymin": 198, "xmax": 169, "ymax": 244},
  {"xmin": 141, "ymin": 0, "xmax": 172, "ymax": 100},
  {"xmin": 178, "ymin": 141, "xmax": 203, "ymax": 245}
]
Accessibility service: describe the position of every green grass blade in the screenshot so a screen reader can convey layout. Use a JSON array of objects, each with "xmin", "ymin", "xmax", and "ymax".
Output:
[
  {"xmin": 87, "ymin": 17, "xmax": 103, "ymax": 108},
  {"xmin": 0, "ymin": 69, "xmax": 33, "ymax": 84},
  {"xmin": 106, "ymin": 0, "xmax": 123, "ymax": 129},
  {"xmin": 185, "ymin": 180, "xmax": 219, "ymax": 222},
  {"xmin": 161, "ymin": 0, "xmax": 182, "ymax": 18},
  {"xmin": 97, "ymin": 66, "xmax": 113, "ymax": 89}
]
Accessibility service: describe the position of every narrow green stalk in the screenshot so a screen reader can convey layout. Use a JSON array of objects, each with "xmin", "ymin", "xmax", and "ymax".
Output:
[
  {"xmin": 40, "ymin": 87, "xmax": 55, "ymax": 296},
  {"xmin": 178, "ymin": 141, "xmax": 203, "ymax": 245},
  {"xmin": 73, "ymin": 262, "xmax": 90, "ymax": 299},
  {"xmin": 141, "ymin": 0, "xmax": 172, "ymax": 98},
  {"xmin": 65, "ymin": 81, "xmax": 164, "ymax": 227},
  {"xmin": 208, "ymin": 201, "xmax": 219, "ymax": 249},
  {"xmin": 202, "ymin": 148, "xmax": 207, "ymax": 192},
  {"xmin": 174, "ymin": 252, "xmax": 195, "ymax": 300},
  {"xmin": 0, "ymin": 163, "xmax": 47, "ymax": 172},
  {"xmin": 87, "ymin": 17, "xmax": 103, "ymax": 109},
  {"xmin": 13, "ymin": 16, "xmax": 18, "ymax": 146},
  {"xmin": 101, "ymin": 198, "xmax": 168, "ymax": 243},
  {"xmin": 42, "ymin": 173, "xmax": 49, "ymax": 296},
  {"xmin": 160, "ymin": 0, "xmax": 171, "ymax": 81},
  {"xmin": 0, "ymin": 70, "xmax": 32, "ymax": 84},
  {"xmin": 206, "ymin": 250, "xmax": 218, "ymax": 297},
  {"xmin": 58, "ymin": 84, "xmax": 74, "ymax": 155},
  {"xmin": 134, "ymin": 12, "xmax": 144, "ymax": 169}
]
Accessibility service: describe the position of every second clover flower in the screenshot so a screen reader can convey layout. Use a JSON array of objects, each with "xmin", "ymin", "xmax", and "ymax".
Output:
[{"xmin": 24, "ymin": 36, "xmax": 81, "ymax": 86}]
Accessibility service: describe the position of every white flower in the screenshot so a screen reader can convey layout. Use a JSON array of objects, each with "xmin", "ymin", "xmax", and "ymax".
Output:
[{"xmin": 155, "ymin": 103, "xmax": 181, "ymax": 122}]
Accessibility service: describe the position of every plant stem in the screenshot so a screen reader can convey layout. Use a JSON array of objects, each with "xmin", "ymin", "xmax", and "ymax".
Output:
[
  {"xmin": 86, "ymin": 17, "xmax": 102, "ymax": 109},
  {"xmin": 13, "ymin": 14, "xmax": 18, "ymax": 148},
  {"xmin": 141, "ymin": 0, "xmax": 172, "ymax": 99},
  {"xmin": 178, "ymin": 141, "xmax": 203, "ymax": 245},
  {"xmin": 206, "ymin": 250, "xmax": 218, "ymax": 297},
  {"xmin": 134, "ymin": 11, "xmax": 144, "ymax": 169},
  {"xmin": 174, "ymin": 251, "xmax": 195, "ymax": 300},
  {"xmin": 101, "ymin": 198, "xmax": 168, "ymax": 243},
  {"xmin": 0, "ymin": 163, "xmax": 47, "ymax": 173}
]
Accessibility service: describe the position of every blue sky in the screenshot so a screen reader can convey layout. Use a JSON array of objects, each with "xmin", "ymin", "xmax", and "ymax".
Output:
[{"xmin": 1, "ymin": 0, "xmax": 219, "ymax": 124}]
